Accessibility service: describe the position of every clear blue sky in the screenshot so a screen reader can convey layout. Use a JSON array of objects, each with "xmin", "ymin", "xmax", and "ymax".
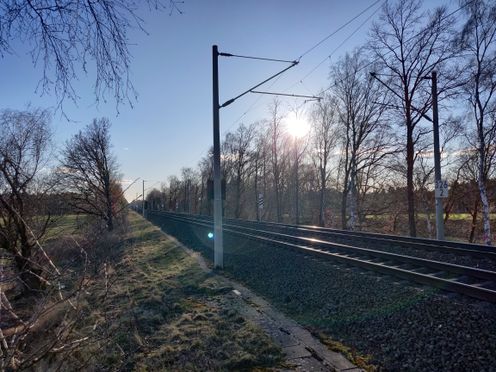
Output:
[{"xmin": 0, "ymin": 0, "xmax": 448, "ymax": 201}]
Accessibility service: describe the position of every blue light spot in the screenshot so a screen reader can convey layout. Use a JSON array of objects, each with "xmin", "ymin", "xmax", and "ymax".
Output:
[{"xmin": 207, "ymin": 232, "xmax": 214, "ymax": 239}]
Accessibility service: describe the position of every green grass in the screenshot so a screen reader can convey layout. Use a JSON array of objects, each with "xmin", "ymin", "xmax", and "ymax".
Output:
[
  {"xmin": 445, "ymin": 212, "xmax": 496, "ymax": 221},
  {"xmin": 41, "ymin": 214, "xmax": 86, "ymax": 241},
  {"xmin": 45, "ymin": 211, "xmax": 282, "ymax": 371},
  {"xmin": 364, "ymin": 212, "xmax": 496, "ymax": 221}
]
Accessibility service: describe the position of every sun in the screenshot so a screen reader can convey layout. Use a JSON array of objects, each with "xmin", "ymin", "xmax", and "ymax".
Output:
[{"xmin": 285, "ymin": 112, "xmax": 310, "ymax": 138}]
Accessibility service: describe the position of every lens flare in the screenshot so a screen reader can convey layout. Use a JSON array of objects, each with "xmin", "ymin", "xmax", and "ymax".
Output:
[{"xmin": 285, "ymin": 112, "xmax": 310, "ymax": 138}]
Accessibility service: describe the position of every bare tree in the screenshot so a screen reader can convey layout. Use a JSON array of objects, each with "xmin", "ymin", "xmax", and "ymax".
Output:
[
  {"xmin": 146, "ymin": 188, "xmax": 166, "ymax": 211},
  {"xmin": 167, "ymin": 175, "xmax": 181, "ymax": 212},
  {"xmin": 197, "ymin": 153, "xmax": 213, "ymax": 215},
  {"xmin": 454, "ymin": 149, "xmax": 487, "ymax": 242},
  {"xmin": 250, "ymin": 124, "xmax": 270, "ymax": 221},
  {"xmin": 61, "ymin": 118, "xmax": 121, "ymax": 231},
  {"xmin": 223, "ymin": 123, "xmax": 256, "ymax": 218},
  {"xmin": 0, "ymin": 108, "xmax": 53, "ymax": 291},
  {"xmin": 457, "ymin": 0, "xmax": 496, "ymax": 245},
  {"xmin": 332, "ymin": 49, "xmax": 391, "ymax": 230},
  {"xmin": 310, "ymin": 93, "xmax": 338, "ymax": 226},
  {"xmin": 0, "ymin": 1, "xmax": 182, "ymax": 109},
  {"xmin": 412, "ymin": 115, "xmax": 463, "ymax": 236},
  {"xmin": 369, "ymin": 0, "xmax": 457, "ymax": 236},
  {"xmin": 180, "ymin": 167, "xmax": 200, "ymax": 214},
  {"xmin": 268, "ymin": 100, "xmax": 286, "ymax": 222}
]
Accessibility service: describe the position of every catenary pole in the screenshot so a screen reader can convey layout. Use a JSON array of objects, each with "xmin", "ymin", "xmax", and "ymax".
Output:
[
  {"xmin": 212, "ymin": 45, "xmax": 223, "ymax": 268},
  {"xmin": 431, "ymin": 71, "xmax": 444, "ymax": 240},
  {"xmin": 370, "ymin": 71, "xmax": 444, "ymax": 240},
  {"xmin": 211, "ymin": 45, "xmax": 317, "ymax": 268}
]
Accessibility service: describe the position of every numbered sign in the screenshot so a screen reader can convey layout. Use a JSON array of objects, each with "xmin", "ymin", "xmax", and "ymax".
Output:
[{"xmin": 435, "ymin": 179, "xmax": 449, "ymax": 198}]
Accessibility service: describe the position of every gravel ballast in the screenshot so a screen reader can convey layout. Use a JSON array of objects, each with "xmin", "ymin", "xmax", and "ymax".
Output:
[{"xmin": 149, "ymin": 215, "xmax": 496, "ymax": 372}]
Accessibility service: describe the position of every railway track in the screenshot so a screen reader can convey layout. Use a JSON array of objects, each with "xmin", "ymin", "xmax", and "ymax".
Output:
[{"xmin": 148, "ymin": 211, "xmax": 496, "ymax": 303}]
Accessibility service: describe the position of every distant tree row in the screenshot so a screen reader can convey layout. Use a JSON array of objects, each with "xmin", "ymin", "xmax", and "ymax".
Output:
[
  {"xmin": 0, "ymin": 109, "xmax": 123, "ymax": 292},
  {"xmin": 148, "ymin": 0, "xmax": 496, "ymax": 245}
]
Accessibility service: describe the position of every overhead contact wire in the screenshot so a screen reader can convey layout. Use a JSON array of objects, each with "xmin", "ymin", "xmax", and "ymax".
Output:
[{"xmin": 297, "ymin": 0, "xmax": 382, "ymax": 61}]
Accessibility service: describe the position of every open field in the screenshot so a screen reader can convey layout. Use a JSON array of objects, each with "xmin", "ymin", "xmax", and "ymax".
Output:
[
  {"xmin": 3, "ymin": 212, "xmax": 283, "ymax": 370},
  {"xmin": 358, "ymin": 212, "xmax": 496, "ymax": 244}
]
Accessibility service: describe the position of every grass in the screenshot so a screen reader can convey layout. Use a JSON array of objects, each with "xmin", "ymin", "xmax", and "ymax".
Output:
[
  {"xmin": 364, "ymin": 212, "xmax": 496, "ymax": 221},
  {"xmin": 44, "ymin": 211, "xmax": 282, "ymax": 371},
  {"xmin": 313, "ymin": 331, "xmax": 376, "ymax": 372},
  {"xmin": 40, "ymin": 214, "xmax": 92, "ymax": 242}
]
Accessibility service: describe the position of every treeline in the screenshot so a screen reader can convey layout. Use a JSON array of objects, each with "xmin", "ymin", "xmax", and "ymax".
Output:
[
  {"xmin": 0, "ymin": 110, "xmax": 124, "ymax": 292},
  {"xmin": 146, "ymin": 0, "xmax": 496, "ymax": 244}
]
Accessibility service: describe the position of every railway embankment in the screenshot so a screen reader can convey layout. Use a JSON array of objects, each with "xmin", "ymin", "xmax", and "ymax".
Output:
[
  {"xmin": 4, "ymin": 212, "xmax": 284, "ymax": 370},
  {"xmin": 149, "ymin": 211, "xmax": 496, "ymax": 371}
]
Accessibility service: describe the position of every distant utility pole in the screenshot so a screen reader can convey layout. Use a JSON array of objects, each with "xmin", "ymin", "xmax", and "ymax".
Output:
[
  {"xmin": 212, "ymin": 45, "xmax": 319, "ymax": 269},
  {"xmin": 142, "ymin": 179, "xmax": 145, "ymax": 217},
  {"xmin": 370, "ymin": 71, "xmax": 444, "ymax": 240}
]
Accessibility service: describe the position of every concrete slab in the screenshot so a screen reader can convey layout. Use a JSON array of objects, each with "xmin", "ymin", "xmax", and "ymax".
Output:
[
  {"xmin": 290, "ymin": 356, "xmax": 333, "ymax": 371},
  {"xmin": 271, "ymin": 329, "xmax": 299, "ymax": 347},
  {"xmin": 283, "ymin": 345, "xmax": 313, "ymax": 359}
]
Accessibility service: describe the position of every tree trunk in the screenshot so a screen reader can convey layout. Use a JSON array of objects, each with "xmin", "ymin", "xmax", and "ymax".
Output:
[
  {"xmin": 469, "ymin": 200, "xmax": 479, "ymax": 243},
  {"xmin": 319, "ymin": 168, "xmax": 326, "ymax": 227},
  {"xmin": 341, "ymin": 132, "xmax": 351, "ymax": 229},
  {"xmin": 254, "ymin": 157, "xmax": 260, "ymax": 221},
  {"xmin": 477, "ymin": 121, "xmax": 492, "ymax": 245},
  {"xmin": 341, "ymin": 185, "xmax": 348, "ymax": 230},
  {"xmin": 275, "ymin": 178, "xmax": 282, "ymax": 223},
  {"xmin": 406, "ymin": 125, "xmax": 417, "ymax": 237},
  {"xmin": 235, "ymin": 171, "xmax": 241, "ymax": 219},
  {"xmin": 262, "ymin": 155, "xmax": 267, "ymax": 221},
  {"xmin": 424, "ymin": 198, "xmax": 433, "ymax": 238},
  {"xmin": 348, "ymin": 159, "xmax": 358, "ymax": 231},
  {"xmin": 14, "ymin": 244, "xmax": 44, "ymax": 292},
  {"xmin": 104, "ymin": 175, "xmax": 114, "ymax": 231},
  {"xmin": 199, "ymin": 177, "xmax": 205, "ymax": 215},
  {"xmin": 294, "ymin": 142, "xmax": 300, "ymax": 225},
  {"xmin": 478, "ymin": 177, "xmax": 491, "ymax": 245}
]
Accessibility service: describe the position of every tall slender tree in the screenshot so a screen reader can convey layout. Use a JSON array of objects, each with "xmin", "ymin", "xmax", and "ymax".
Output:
[
  {"xmin": 457, "ymin": 0, "xmax": 496, "ymax": 245},
  {"xmin": 310, "ymin": 93, "xmax": 338, "ymax": 227},
  {"xmin": 223, "ymin": 123, "xmax": 256, "ymax": 218},
  {"xmin": 332, "ymin": 49, "xmax": 390, "ymax": 230},
  {"xmin": 368, "ymin": 0, "xmax": 457, "ymax": 236},
  {"xmin": 268, "ymin": 100, "xmax": 285, "ymax": 222}
]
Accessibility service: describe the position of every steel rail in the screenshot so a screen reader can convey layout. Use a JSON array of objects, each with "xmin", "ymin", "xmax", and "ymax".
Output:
[
  {"xmin": 156, "ymin": 211, "xmax": 496, "ymax": 281},
  {"xmin": 157, "ymin": 211, "xmax": 495, "ymax": 258},
  {"xmin": 149, "ymin": 211, "xmax": 496, "ymax": 303},
  {"xmin": 229, "ymin": 218, "xmax": 496, "ymax": 255}
]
